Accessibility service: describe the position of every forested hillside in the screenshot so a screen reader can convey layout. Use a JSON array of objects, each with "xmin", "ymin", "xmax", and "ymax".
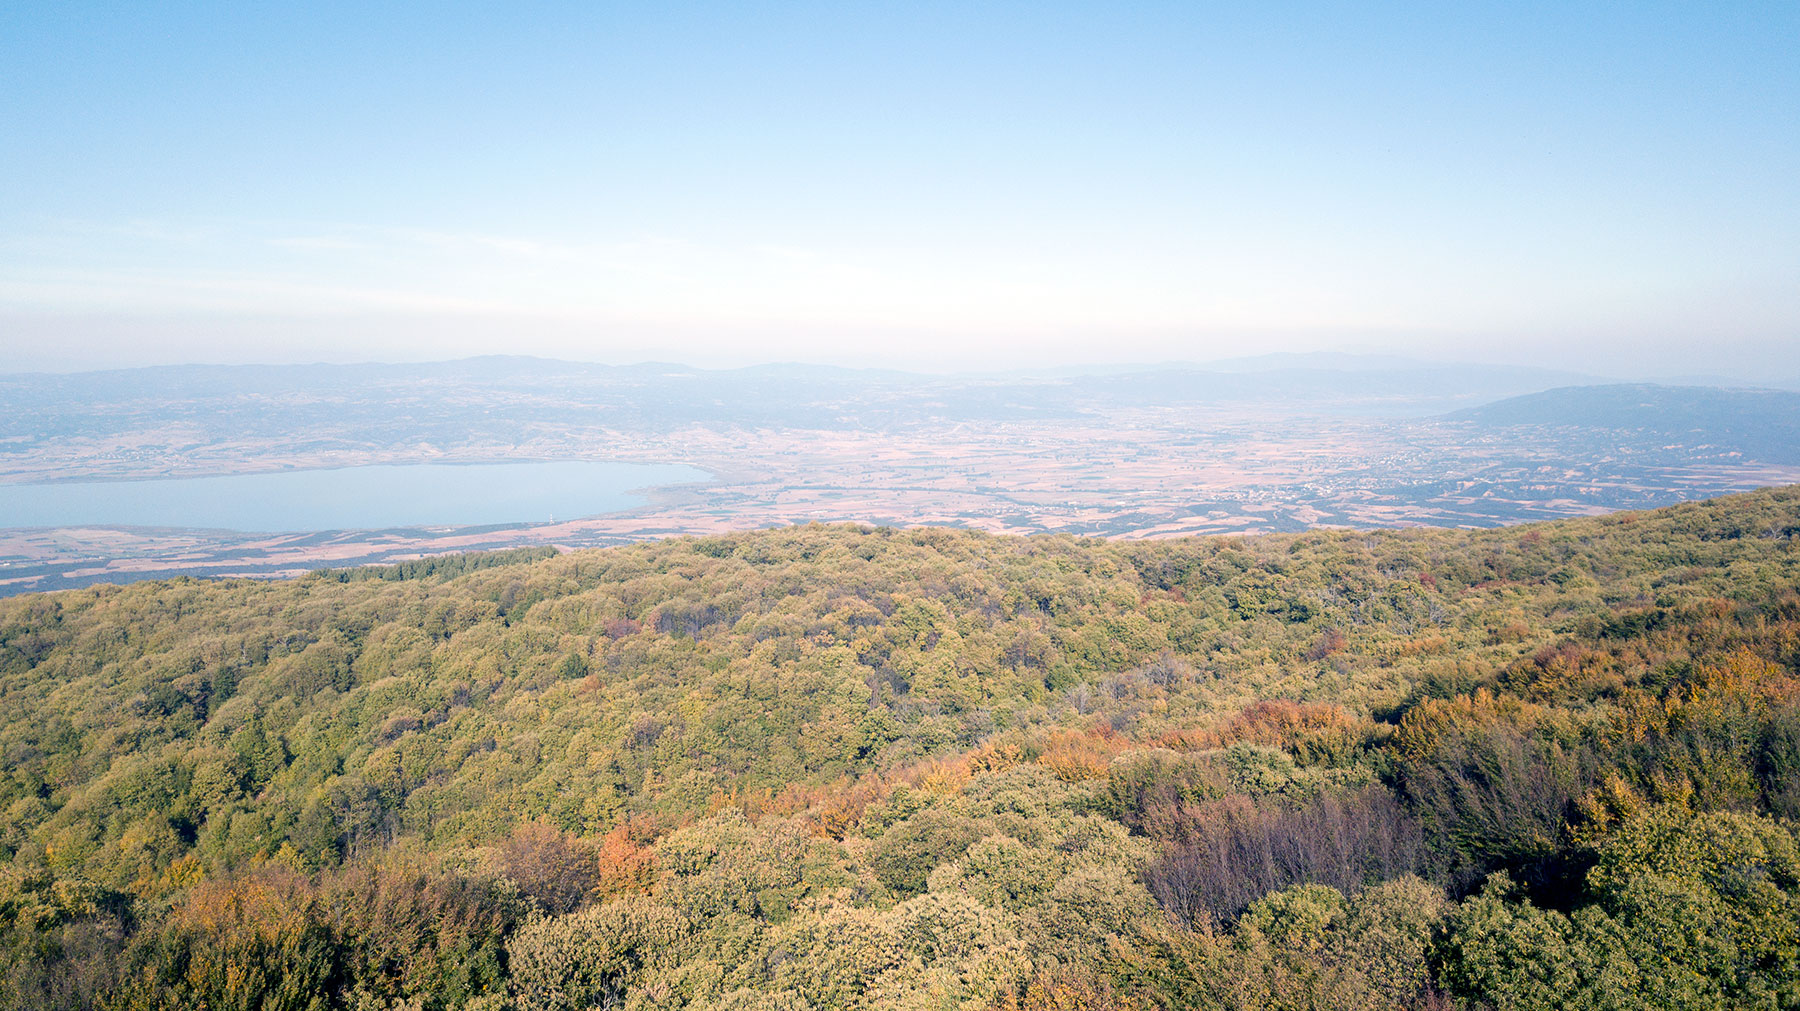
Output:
[{"xmin": 3, "ymin": 488, "xmax": 1799, "ymax": 1010}]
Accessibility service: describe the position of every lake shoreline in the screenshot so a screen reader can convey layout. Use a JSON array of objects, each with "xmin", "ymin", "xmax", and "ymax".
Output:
[{"xmin": 0, "ymin": 459, "xmax": 714, "ymax": 533}]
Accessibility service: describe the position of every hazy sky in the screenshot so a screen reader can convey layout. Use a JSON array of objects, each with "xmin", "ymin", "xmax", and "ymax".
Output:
[{"xmin": 2, "ymin": 2, "xmax": 1796, "ymax": 376}]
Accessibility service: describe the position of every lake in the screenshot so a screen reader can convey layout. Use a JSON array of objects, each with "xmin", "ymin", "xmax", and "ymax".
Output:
[{"xmin": 0, "ymin": 461, "xmax": 711, "ymax": 532}]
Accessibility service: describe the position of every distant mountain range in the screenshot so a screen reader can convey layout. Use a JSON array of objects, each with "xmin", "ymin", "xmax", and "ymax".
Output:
[
  {"xmin": 1064, "ymin": 360, "xmax": 1604, "ymax": 415},
  {"xmin": 8, "ymin": 356, "xmax": 1796, "ymax": 464},
  {"xmin": 0, "ymin": 352, "xmax": 1612, "ymax": 425}
]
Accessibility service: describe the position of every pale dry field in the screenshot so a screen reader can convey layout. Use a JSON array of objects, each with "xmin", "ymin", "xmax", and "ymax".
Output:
[{"xmin": 6, "ymin": 401, "xmax": 1796, "ymax": 593}]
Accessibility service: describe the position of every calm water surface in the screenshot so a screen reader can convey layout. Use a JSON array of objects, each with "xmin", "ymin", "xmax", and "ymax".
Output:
[{"xmin": 0, "ymin": 461, "xmax": 710, "ymax": 532}]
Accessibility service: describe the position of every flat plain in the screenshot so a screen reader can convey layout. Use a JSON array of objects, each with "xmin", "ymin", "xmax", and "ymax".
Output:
[{"xmin": 4, "ymin": 358, "xmax": 1797, "ymax": 593}]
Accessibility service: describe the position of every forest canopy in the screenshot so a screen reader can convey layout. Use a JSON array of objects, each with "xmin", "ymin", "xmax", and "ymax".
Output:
[{"xmin": 2, "ymin": 487, "xmax": 1798, "ymax": 1010}]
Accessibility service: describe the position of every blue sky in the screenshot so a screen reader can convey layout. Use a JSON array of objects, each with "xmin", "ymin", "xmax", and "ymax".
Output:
[{"xmin": 2, "ymin": 2, "xmax": 1795, "ymax": 375}]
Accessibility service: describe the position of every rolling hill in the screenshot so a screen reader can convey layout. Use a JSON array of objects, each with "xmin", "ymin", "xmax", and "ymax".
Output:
[
  {"xmin": 2, "ymin": 487, "xmax": 1798, "ymax": 1009},
  {"xmin": 1448, "ymin": 383, "xmax": 1800, "ymax": 465}
]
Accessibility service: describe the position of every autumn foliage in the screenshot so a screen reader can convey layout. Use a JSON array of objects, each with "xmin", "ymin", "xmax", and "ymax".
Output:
[{"xmin": 1, "ymin": 487, "xmax": 1798, "ymax": 1009}]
